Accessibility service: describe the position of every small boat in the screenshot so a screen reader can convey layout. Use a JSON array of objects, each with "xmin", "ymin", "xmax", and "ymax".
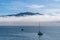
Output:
[
  {"xmin": 21, "ymin": 29, "xmax": 24, "ymax": 31},
  {"xmin": 38, "ymin": 31, "xmax": 43, "ymax": 36}
]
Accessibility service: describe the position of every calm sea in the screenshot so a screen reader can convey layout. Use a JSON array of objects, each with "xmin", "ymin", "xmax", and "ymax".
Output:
[{"xmin": 0, "ymin": 26, "xmax": 60, "ymax": 40}]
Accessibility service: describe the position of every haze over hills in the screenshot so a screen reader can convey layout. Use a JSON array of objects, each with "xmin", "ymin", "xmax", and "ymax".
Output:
[
  {"xmin": 0, "ymin": 12, "xmax": 60, "ymax": 26},
  {"xmin": 0, "ymin": 12, "xmax": 43, "ymax": 17}
]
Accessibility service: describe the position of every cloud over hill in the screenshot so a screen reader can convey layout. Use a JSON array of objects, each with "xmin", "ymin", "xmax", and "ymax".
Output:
[{"xmin": 0, "ymin": 12, "xmax": 60, "ymax": 27}]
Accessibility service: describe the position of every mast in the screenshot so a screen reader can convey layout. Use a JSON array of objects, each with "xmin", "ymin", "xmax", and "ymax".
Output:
[{"xmin": 38, "ymin": 22, "xmax": 43, "ymax": 40}]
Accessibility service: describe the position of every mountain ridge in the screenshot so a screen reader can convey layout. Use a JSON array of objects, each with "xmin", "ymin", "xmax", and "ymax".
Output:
[{"xmin": 0, "ymin": 12, "xmax": 43, "ymax": 17}]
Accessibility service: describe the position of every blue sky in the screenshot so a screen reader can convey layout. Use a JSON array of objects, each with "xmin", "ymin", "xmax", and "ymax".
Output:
[{"xmin": 0, "ymin": 0, "xmax": 60, "ymax": 15}]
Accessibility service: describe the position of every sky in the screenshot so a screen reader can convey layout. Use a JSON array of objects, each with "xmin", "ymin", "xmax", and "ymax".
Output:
[{"xmin": 0, "ymin": 0, "xmax": 60, "ymax": 15}]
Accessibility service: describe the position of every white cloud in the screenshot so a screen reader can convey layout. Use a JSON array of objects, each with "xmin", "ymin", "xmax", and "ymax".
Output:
[
  {"xmin": 2, "ymin": 1, "xmax": 45, "ymax": 11},
  {"xmin": 42, "ymin": 9, "xmax": 60, "ymax": 15},
  {"xmin": 26, "ymin": 5, "xmax": 45, "ymax": 9},
  {"xmin": 0, "ymin": 15, "xmax": 60, "ymax": 27}
]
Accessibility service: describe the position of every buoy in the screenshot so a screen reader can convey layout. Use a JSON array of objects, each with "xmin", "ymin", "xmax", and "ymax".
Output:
[{"xmin": 21, "ymin": 29, "xmax": 24, "ymax": 31}]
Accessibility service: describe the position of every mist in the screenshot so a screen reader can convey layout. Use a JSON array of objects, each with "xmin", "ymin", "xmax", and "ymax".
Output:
[{"xmin": 0, "ymin": 15, "xmax": 60, "ymax": 26}]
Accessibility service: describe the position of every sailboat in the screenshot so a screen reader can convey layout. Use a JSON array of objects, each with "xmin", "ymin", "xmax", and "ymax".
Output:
[
  {"xmin": 37, "ymin": 22, "xmax": 43, "ymax": 40},
  {"xmin": 38, "ymin": 22, "xmax": 43, "ymax": 37},
  {"xmin": 38, "ymin": 31, "xmax": 43, "ymax": 36}
]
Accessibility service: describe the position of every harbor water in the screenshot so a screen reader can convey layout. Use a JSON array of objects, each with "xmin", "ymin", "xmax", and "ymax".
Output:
[{"xmin": 0, "ymin": 26, "xmax": 60, "ymax": 40}]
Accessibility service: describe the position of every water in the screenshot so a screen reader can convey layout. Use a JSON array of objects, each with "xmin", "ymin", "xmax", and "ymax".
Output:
[{"xmin": 0, "ymin": 26, "xmax": 60, "ymax": 40}]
